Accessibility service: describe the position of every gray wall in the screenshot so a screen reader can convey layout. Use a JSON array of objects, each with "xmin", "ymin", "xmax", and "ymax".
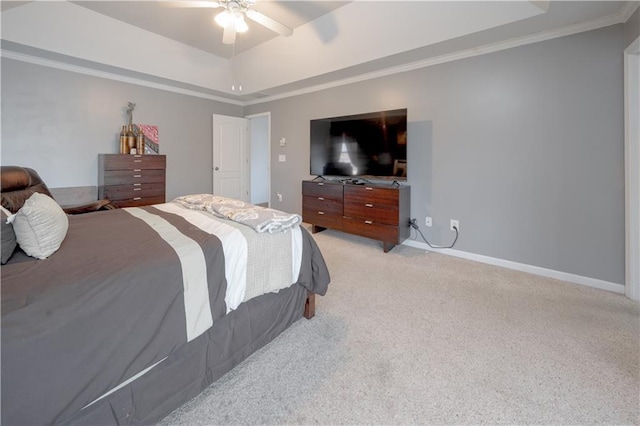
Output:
[
  {"xmin": 0, "ymin": 24, "xmax": 627, "ymax": 285},
  {"xmin": 245, "ymin": 25, "xmax": 625, "ymax": 285},
  {"xmin": 1, "ymin": 58, "xmax": 243, "ymax": 201}
]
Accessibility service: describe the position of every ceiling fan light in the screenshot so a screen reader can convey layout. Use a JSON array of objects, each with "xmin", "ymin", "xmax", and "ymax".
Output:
[
  {"xmin": 214, "ymin": 10, "xmax": 231, "ymax": 28},
  {"xmin": 235, "ymin": 14, "xmax": 248, "ymax": 33}
]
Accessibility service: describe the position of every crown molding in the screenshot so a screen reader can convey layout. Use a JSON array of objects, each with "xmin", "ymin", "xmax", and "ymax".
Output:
[
  {"xmin": 620, "ymin": 1, "xmax": 640, "ymax": 22},
  {"xmin": 244, "ymin": 7, "xmax": 632, "ymax": 106},
  {"xmin": 0, "ymin": 49, "xmax": 245, "ymax": 106},
  {"xmin": 2, "ymin": 3, "xmax": 634, "ymax": 108}
]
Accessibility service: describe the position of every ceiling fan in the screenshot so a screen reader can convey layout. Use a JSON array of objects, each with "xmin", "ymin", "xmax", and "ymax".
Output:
[{"xmin": 165, "ymin": 0, "xmax": 293, "ymax": 45}]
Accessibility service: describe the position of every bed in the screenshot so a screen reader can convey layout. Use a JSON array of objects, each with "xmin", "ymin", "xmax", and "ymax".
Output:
[{"xmin": 1, "ymin": 176, "xmax": 330, "ymax": 425}]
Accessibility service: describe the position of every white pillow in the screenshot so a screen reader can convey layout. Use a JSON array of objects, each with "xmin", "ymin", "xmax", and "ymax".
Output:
[{"xmin": 11, "ymin": 192, "xmax": 69, "ymax": 259}]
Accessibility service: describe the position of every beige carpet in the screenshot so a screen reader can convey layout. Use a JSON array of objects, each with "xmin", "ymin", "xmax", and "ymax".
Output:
[{"xmin": 161, "ymin": 227, "xmax": 640, "ymax": 425}]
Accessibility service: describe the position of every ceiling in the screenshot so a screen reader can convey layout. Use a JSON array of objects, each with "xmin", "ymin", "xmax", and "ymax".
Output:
[
  {"xmin": 1, "ymin": 1, "xmax": 638, "ymax": 104},
  {"xmin": 72, "ymin": 1, "xmax": 350, "ymax": 58}
]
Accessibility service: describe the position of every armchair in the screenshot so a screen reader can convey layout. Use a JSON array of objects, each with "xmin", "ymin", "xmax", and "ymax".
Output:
[{"xmin": 0, "ymin": 166, "xmax": 116, "ymax": 214}]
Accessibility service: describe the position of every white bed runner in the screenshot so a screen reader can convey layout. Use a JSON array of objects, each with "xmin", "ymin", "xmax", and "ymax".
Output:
[
  {"xmin": 153, "ymin": 203, "xmax": 303, "ymax": 312},
  {"xmin": 152, "ymin": 203, "xmax": 248, "ymax": 313},
  {"xmin": 126, "ymin": 207, "xmax": 214, "ymax": 342}
]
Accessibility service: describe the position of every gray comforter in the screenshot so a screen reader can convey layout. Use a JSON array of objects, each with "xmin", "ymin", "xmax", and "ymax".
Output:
[{"xmin": 1, "ymin": 205, "xmax": 329, "ymax": 425}]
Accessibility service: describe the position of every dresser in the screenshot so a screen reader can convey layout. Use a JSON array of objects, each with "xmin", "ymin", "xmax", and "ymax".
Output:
[
  {"xmin": 302, "ymin": 180, "xmax": 411, "ymax": 252},
  {"xmin": 99, "ymin": 154, "xmax": 166, "ymax": 208}
]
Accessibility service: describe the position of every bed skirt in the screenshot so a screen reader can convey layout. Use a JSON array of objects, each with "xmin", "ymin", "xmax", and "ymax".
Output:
[{"xmin": 66, "ymin": 283, "xmax": 309, "ymax": 425}]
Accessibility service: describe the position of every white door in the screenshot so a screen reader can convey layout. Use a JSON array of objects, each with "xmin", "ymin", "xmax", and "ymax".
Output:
[{"xmin": 213, "ymin": 114, "xmax": 249, "ymax": 201}]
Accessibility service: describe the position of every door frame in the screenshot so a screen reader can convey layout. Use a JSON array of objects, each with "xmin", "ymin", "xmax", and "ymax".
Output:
[
  {"xmin": 624, "ymin": 36, "xmax": 640, "ymax": 301},
  {"xmin": 246, "ymin": 112, "xmax": 271, "ymax": 207}
]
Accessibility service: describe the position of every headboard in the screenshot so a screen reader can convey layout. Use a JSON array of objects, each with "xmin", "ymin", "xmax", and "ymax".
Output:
[
  {"xmin": 0, "ymin": 166, "xmax": 116, "ymax": 214},
  {"xmin": 0, "ymin": 166, "xmax": 54, "ymax": 214}
]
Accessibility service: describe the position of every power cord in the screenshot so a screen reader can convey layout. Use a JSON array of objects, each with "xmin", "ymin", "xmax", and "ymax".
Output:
[{"xmin": 409, "ymin": 218, "xmax": 459, "ymax": 249}]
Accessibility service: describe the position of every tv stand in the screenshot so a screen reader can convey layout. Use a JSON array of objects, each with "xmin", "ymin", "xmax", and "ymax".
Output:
[{"xmin": 302, "ymin": 180, "xmax": 411, "ymax": 252}]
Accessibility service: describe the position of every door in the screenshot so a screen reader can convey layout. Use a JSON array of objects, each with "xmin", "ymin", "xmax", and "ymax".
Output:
[{"xmin": 213, "ymin": 114, "xmax": 249, "ymax": 201}]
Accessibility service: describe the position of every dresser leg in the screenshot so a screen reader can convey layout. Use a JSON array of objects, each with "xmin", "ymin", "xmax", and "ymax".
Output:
[
  {"xmin": 383, "ymin": 242, "xmax": 395, "ymax": 253},
  {"xmin": 311, "ymin": 225, "xmax": 326, "ymax": 234}
]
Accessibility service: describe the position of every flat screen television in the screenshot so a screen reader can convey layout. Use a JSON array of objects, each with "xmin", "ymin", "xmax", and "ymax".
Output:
[{"xmin": 310, "ymin": 108, "xmax": 407, "ymax": 181}]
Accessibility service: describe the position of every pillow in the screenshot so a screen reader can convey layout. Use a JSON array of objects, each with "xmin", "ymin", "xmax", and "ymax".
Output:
[
  {"xmin": 11, "ymin": 192, "xmax": 68, "ymax": 260},
  {"xmin": 1, "ymin": 205, "xmax": 17, "ymax": 264}
]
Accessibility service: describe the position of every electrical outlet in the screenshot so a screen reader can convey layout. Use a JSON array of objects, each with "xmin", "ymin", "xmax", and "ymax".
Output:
[
  {"xmin": 450, "ymin": 219, "xmax": 459, "ymax": 231},
  {"xmin": 425, "ymin": 216, "xmax": 432, "ymax": 227},
  {"xmin": 277, "ymin": 193, "xmax": 283, "ymax": 202}
]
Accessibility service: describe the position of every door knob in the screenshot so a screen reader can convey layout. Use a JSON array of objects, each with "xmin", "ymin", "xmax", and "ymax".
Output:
[{"xmin": 214, "ymin": 166, "xmax": 219, "ymax": 171}]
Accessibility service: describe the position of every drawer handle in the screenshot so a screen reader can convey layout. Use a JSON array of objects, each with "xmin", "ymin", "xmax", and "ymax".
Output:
[
  {"xmin": 365, "ymin": 203, "xmax": 373, "ymax": 208},
  {"xmin": 133, "ymin": 188, "xmax": 142, "ymax": 191},
  {"xmin": 134, "ymin": 160, "xmax": 142, "ymax": 163},
  {"xmin": 133, "ymin": 175, "xmax": 142, "ymax": 178},
  {"xmin": 133, "ymin": 183, "xmax": 141, "ymax": 186},
  {"xmin": 364, "ymin": 220, "xmax": 373, "ymax": 224},
  {"xmin": 134, "ymin": 169, "xmax": 141, "ymax": 172},
  {"xmin": 318, "ymin": 183, "xmax": 324, "ymax": 186},
  {"xmin": 318, "ymin": 211, "xmax": 325, "ymax": 215},
  {"xmin": 133, "ymin": 197, "xmax": 142, "ymax": 201},
  {"xmin": 318, "ymin": 197, "xmax": 324, "ymax": 200},
  {"xmin": 365, "ymin": 187, "xmax": 373, "ymax": 191}
]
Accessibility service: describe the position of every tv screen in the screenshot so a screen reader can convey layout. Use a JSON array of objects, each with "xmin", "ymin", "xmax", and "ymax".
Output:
[{"xmin": 310, "ymin": 108, "xmax": 407, "ymax": 180}]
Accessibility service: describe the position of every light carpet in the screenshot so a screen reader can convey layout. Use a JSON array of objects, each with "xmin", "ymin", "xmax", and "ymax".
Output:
[{"xmin": 160, "ymin": 227, "xmax": 639, "ymax": 425}]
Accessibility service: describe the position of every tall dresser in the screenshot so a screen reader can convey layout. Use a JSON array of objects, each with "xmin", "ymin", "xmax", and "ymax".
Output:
[{"xmin": 99, "ymin": 154, "xmax": 166, "ymax": 208}]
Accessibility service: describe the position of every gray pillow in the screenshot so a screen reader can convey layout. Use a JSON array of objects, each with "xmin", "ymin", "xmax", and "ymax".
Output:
[{"xmin": 1, "ymin": 206, "xmax": 17, "ymax": 264}]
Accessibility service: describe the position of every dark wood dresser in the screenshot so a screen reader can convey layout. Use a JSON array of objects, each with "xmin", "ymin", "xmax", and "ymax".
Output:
[
  {"xmin": 99, "ymin": 154, "xmax": 166, "ymax": 208},
  {"xmin": 302, "ymin": 180, "xmax": 411, "ymax": 252}
]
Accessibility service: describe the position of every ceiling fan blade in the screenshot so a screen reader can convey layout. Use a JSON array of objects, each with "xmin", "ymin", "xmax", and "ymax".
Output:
[
  {"xmin": 160, "ymin": 1, "xmax": 221, "ymax": 8},
  {"xmin": 245, "ymin": 9, "xmax": 293, "ymax": 37},
  {"xmin": 222, "ymin": 23, "xmax": 237, "ymax": 45}
]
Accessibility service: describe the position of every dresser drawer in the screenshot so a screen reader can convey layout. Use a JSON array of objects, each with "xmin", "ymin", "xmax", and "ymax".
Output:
[
  {"xmin": 102, "ymin": 169, "xmax": 165, "ymax": 185},
  {"xmin": 303, "ymin": 195, "xmax": 342, "ymax": 214},
  {"xmin": 344, "ymin": 185, "xmax": 399, "ymax": 207},
  {"xmin": 112, "ymin": 195, "xmax": 166, "ymax": 208},
  {"xmin": 342, "ymin": 217, "xmax": 399, "ymax": 243},
  {"xmin": 303, "ymin": 207, "xmax": 343, "ymax": 230},
  {"xmin": 302, "ymin": 181, "xmax": 343, "ymax": 200},
  {"xmin": 102, "ymin": 154, "xmax": 166, "ymax": 170},
  {"xmin": 103, "ymin": 183, "xmax": 165, "ymax": 201},
  {"xmin": 344, "ymin": 200, "xmax": 399, "ymax": 226}
]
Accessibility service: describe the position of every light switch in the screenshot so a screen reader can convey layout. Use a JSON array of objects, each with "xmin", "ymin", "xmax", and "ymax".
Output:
[
  {"xmin": 279, "ymin": 138, "xmax": 286, "ymax": 147},
  {"xmin": 278, "ymin": 154, "xmax": 286, "ymax": 162}
]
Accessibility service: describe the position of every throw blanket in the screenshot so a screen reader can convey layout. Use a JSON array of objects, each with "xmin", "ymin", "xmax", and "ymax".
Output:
[{"xmin": 173, "ymin": 194, "xmax": 301, "ymax": 234}]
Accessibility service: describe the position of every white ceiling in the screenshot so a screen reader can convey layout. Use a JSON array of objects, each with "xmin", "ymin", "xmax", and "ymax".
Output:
[
  {"xmin": 1, "ymin": 1, "xmax": 638, "ymax": 104},
  {"xmin": 72, "ymin": 1, "xmax": 350, "ymax": 58}
]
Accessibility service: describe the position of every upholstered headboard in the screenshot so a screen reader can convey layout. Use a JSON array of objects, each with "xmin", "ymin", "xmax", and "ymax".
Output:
[{"xmin": 0, "ymin": 166, "xmax": 54, "ymax": 214}]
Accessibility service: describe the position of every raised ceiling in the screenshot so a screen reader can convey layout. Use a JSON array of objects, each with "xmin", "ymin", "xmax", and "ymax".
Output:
[
  {"xmin": 1, "ymin": 1, "xmax": 638, "ymax": 104},
  {"xmin": 72, "ymin": 1, "xmax": 350, "ymax": 58}
]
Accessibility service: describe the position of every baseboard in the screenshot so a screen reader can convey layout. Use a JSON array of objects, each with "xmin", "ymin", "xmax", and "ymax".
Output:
[{"xmin": 402, "ymin": 239, "xmax": 625, "ymax": 295}]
